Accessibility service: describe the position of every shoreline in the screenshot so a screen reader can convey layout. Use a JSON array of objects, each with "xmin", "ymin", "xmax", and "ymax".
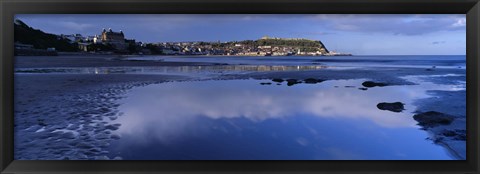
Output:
[
  {"xmin": 413, "ymin": 90, "xmax": 466, "ymax": 160},
  {"xmin": 55, "ymin": 52, "xmax": 352, "ymax": 57}
]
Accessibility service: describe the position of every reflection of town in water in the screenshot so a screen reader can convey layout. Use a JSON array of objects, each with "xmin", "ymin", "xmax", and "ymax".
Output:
[{"xmin": 15, "ymin": 65, "xmax": 330, "ymax": 75}]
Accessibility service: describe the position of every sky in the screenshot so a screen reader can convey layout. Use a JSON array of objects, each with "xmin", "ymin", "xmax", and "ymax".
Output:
[{"xmin": 15, "ymin": 14, "xmax": 466, "ymax": 55}]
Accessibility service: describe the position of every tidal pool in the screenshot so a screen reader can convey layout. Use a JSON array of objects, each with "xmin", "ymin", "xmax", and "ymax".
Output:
[{"xmin": 108, "ymin": 77, "xmax": 463, "ymax": 160}]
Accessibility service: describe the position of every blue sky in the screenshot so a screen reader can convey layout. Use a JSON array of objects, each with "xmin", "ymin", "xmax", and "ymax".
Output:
[{"xmin": 15, "ymin": 14, "xmax": 466, "ymax": 55}]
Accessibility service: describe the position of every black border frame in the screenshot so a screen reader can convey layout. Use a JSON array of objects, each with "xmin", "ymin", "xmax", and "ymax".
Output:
[{"xmin": 1, "ymin": 0, "xmax": 479, "ymax": 173}]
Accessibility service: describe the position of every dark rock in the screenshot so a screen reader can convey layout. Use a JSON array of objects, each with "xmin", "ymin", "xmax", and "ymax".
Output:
[
  {"xmin": 304, "ymin": 78, "xmax": 323, "ymax": 84},
  {"xmin": 272, "ymin": 78, "xmax": 284, "ymax": 83},
  {"xmin": 358, "ymin": 87, "xmax": 368, "ymax": 91},
  {"xmin": 286, "ymin": 79, "xmax": 298, "ymax": 83},
  {"xmin": 260, "ymin": 82, "xmax": 272, "ymax": 85},
  {"xmin": 377, "ymin": 102, "xmax": 405, "ymax": 112},
  {"xmin": 344, "ymin": 86, "xmax": 355, "ymax": 88},
  {"xmin": 286, "ymin": 79, "xmax": 301, "ymax": 86},
  {"xmin": 362, "ymin": 81, "xmax": 388, "ymax": 88},
  {"xmin": 413, "ymin": 111, "xmax": 455, "ymax": 128}
]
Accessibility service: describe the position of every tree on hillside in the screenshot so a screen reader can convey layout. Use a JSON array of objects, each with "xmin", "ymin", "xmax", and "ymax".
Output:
[{"xmin": 14, "ymin": 19, "xmax": 79, "ymax": 52}]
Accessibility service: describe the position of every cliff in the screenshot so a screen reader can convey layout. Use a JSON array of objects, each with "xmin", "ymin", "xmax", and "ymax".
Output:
[
  {"xmin": 255, "ymin": 38, "xmax": 329, "ymax": 53},
  {"xmin": 225, "ymin": 37, "xmax": 330, "ymax": 55}
]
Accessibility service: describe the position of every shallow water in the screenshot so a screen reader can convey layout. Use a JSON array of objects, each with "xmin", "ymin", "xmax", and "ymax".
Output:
[
  {"xmin": 128, "ymin": 55, "xmax": 466, "ymax": 69},
  {"xmin": 15, "ymin": 65, "xmax": 336, "ymax": 76},
  {"xmin": 108, "ymin": 77, "xmax": 463, "ymax": 160},
  {"xmin": 14, "ymin": 55, "xmax": 465, "ymax": 76}
]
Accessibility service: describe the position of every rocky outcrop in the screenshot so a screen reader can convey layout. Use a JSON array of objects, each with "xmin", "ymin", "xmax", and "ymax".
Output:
[
  {"xmin": 270, "ymin": 78, "xmax": 324, "ymax": 86},
  {"xmin": 413, "ymin": 111, "xmax": 455, "ymax": 128},
  {"xmin": 377, "ymin": 102, "xmax": 405, "ymax": 112},
  {"xmin": 362, "ymin": 81, "xmax": 388, "ymax": 88},
  {"xmin": 286, "ymin": 79, "xmax": 301, "ymax": 86},
  {"xmin": 304, "ymin": 78, "xmax": 324, "ymax": 84}
]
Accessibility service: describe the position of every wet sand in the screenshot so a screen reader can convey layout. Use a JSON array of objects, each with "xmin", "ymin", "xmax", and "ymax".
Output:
[
  {"xmin": 14, "ymin": 74, "xmax": 191, "ymax": 160},
  {"xmin": 15, "ymin": 55, "xmax": 218, "ymax": 68},
  {"xmin": 14, "ymin": 55, "xmax": 466, "ymax": 160}
]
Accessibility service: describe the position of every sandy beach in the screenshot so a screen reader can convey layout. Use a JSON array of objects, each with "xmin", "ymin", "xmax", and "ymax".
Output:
[{"xmin": 14, "ymin": 55, "xmax": 466, "ymax": 160}]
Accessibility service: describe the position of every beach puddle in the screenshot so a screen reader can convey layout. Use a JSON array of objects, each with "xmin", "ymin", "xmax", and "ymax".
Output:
[{"xmin": 107, "ymin": 77, "xmax": 464, "ymax": 160}]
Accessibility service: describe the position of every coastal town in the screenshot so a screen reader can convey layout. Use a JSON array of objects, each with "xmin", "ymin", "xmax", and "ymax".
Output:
[{"xmin": 14, "ymin": 19, "xmax": 351, "ymax": 56}]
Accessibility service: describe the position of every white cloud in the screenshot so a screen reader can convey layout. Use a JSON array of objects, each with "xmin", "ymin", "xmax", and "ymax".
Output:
[
  {"xmin": 58, "ymin": 21, "xmax": 93, "ymax": 31},
  {"xmin": 451, "ymin": 18, "xmax": 466, "ymax": 27}
]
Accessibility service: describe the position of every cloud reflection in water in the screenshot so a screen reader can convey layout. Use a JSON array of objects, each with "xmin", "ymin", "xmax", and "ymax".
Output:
[
  {"xmin": 113, "ymin": 77, "xmax": 460, "ymax": 145},
  {"xmin": 111, "ymin": 77, "xmax": 462, "ymax": 160}
]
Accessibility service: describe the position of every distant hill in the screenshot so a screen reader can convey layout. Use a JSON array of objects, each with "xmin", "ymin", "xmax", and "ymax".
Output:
[
  {"xmin": 216, "ymin": 37, "xmax": 330, "ymax": 54},
  {"xmin": 255, "ymin": 38, "xmax": 329, "ymax": 54},
  {"xmin": 14, "ymin": 19, "xmax": 78, "ymax": 52}
]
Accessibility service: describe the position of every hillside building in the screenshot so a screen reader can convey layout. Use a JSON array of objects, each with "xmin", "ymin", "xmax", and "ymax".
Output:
[{"xmin": 101, "ymin": 28, "xmax": 126, "ymax": 50}]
